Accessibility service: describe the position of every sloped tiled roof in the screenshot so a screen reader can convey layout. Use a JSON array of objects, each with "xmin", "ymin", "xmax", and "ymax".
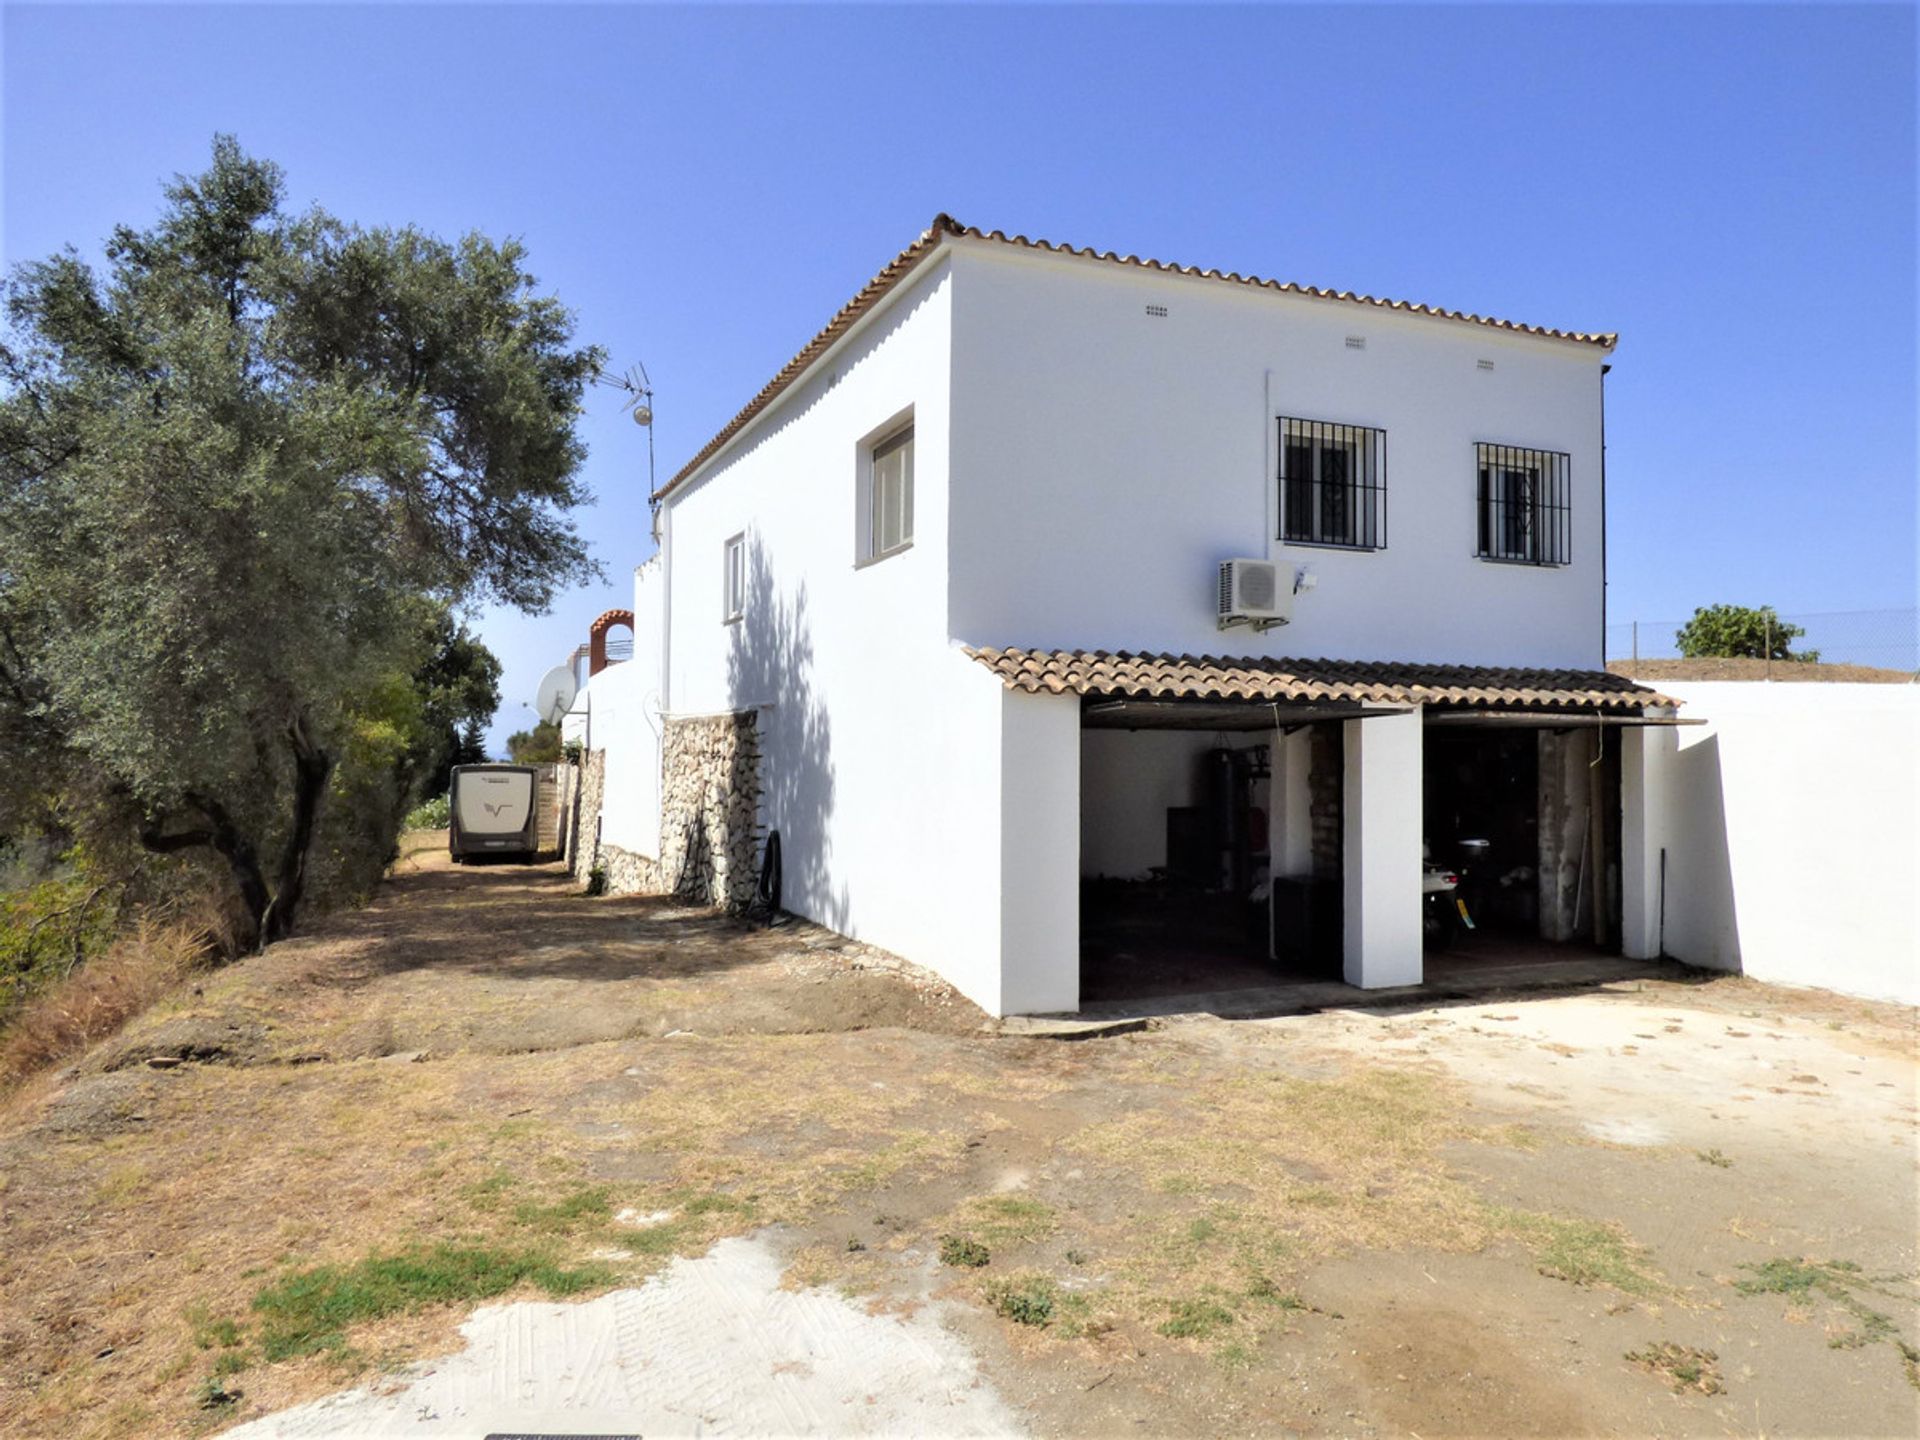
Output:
[
  {"xmin": 967, "ymin": 648, "xmax": 1678, "ymax": 714},
  {"xmin": 657, "ymin": 215, "xmax": 1618, "ymax": 501}
]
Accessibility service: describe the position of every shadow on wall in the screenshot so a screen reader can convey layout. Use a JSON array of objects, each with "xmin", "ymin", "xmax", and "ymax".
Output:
[
  {"xmin": 726, "ymin": 538, "xmax": 849, "ymax": 931},
  {"xmin": 1665, "ymin": 733, "xmax": 1740, "ymax": 971}
]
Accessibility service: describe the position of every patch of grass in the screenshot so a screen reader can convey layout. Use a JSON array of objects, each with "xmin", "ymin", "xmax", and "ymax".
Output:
[
  {"xmin": 250, "ymin": 1243, "xmax": 614, "ymax": 1362},
  {"xmin": 952, "ymin": 1194, "xmax": 1057, "ymax": 1247},
  {"xmin": 985, "ymin": 1274, "xmax": 1058, "ymax": 1327},
  {"xmin": 1732, "ymin": 1257, "xmax": 1915, "ymax": 1386},
  {"xmin": 1695, "ymin": 1148, "xmax": 1733, "ymax": 1168},
  {"xmin": 681, "ymin": 1191, "xmax": 754, "ymax": 1216},
  {"xmin": 1492, "ymin": 1208, "xmax": 1663, "ymax": 1295},
  {"xmin": 512, "ymin": 1186, "xmax": 613, "ymax": 1232},
  {"xmin": 194, "ymin": 1374, "xmax": 242, "ymax": 1410},
  {"xmin": 1626, "ymin": 1341, "xmax": 1724, "ymax": 1395},
  {"xmin": 185, "ymin": 1304, "xmax": 244, "ymax": 1352},
  {"xmin": 939, "ymin": 1234, "xmax": 991, "ymax": 1269},
  {"xmin": 1160, "ymin": 1297, "xmax": 1236, "ymax": 1340}
]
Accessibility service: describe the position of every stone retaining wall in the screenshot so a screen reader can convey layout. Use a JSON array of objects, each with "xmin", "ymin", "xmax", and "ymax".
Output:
[{"xmin": 571, "ymin": 710, "xmax": 764, "ymax": 911}]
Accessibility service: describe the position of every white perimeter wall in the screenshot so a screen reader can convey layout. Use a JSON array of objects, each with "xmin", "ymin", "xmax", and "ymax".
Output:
[
  {"xmin": 1639, "ymin": 683, "xmax": 1919, "ymax": 1006},
  {"xmin": 583, "ymin": 560, "xmax": 667, "ymax": 859},
  {"xmin": 947, "ymin": 242, "xmax": 1608, "ymax": 669}
]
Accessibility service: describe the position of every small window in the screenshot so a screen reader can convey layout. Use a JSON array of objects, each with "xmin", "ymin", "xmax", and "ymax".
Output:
[
  {"xmin": 1278, "ymin": 417, "xmax": 1386, "ymax": 549},
  {"xmin": 722, "ymin": 532, "xmax": 746, "ymax": 621},
  {"xmin": 1476, "ymin": 444, "xmax": 1571, "ymax": 565},
  {"xmin": 864, "ymin": 425, "xmax": 914, "ymax": 562}
]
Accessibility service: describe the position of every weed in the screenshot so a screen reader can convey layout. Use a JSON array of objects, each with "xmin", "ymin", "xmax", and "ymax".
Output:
[
  {"xmin": 1160, "ymin": 1298, "xmax": 1236, "ymax": 1340},
  {"xmin": 845, "ymin": 1237, "xmax": 866, "ymax": 1253},
  {"xmin": 250, "ymin": 1243, "xmax": 613, "ymax": 1361},
  {"xmin": 940, "ymin": 1234, "xmax": 991, "ymax": 1268},
  {"xmin": 1696, "ymin": 1148, "xmax": 1733, "ymax": 1168},
  {"xmin": 986, "ymin": 1275, "xmax": 1058, "ymax": 1327},
  {"xmin": 1732, "ymin": 1257, "xmax": 1916, "ymax": 1388},
  {"xmin": 1626, "ymin": 1341, "xmax": 1724, "ymax": 1395},
  {"xmin": 584, "ymin": 865, "xmax": 609, "ymax": 897},
  {"xmin": 1064, "ymin": 1248, "xmax": 1089, "ymax": 1267},
  {"xmin": 194, "ymin": 1374, "xmax": 242, "ymax": 1409}
]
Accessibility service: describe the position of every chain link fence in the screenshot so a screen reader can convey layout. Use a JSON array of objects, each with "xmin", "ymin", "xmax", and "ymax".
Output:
[{"xmin": 1606, "ymin": 607, "xmax": 1918, "ymax": 673}]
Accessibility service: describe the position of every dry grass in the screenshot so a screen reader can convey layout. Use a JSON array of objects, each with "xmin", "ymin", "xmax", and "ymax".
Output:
[{"xmin": 0, "ymin": 916, "xmax": 215, "ymax": 1090}]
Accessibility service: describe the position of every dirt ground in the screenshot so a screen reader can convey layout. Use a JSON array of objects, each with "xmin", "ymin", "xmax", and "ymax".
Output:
[{"xmin": 1, "ymin": 838, "xmax": 1915, "ymax": 1438}]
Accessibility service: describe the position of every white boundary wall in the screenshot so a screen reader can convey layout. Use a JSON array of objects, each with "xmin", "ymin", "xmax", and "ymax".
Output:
[{"xmin": 1637, "ymin": 683, "xmax": 1919, "ymax": 1006}]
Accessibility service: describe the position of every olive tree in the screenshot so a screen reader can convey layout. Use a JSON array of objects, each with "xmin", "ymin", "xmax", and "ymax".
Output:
[{"xmin": 0, "ymin": 138, "xmax": 600, "ymax": 948}]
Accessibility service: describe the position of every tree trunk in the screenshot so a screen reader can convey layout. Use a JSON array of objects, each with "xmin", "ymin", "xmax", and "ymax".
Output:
[
  {"xmin": 262, "ymin": 711, "xmax": 333, "ymax": 944},
  {"xmin": 143, "ymin": 794, "xmax": 273, "ymax": 953}
]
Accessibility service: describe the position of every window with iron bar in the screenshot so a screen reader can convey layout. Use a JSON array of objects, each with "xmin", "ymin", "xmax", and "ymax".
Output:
[
  {"xmin": 1475, "ymin": 443, "xmax": 1571, "ymax": 566},
  {"xmin": 1278, "ymin": 417, "xmax": 1386, "ymax": 550}
]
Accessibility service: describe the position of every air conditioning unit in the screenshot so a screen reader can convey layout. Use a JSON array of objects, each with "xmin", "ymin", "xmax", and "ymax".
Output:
[{"xmin": 1217, "ymin": 558, "xmax": 1292, "ymax": 631}]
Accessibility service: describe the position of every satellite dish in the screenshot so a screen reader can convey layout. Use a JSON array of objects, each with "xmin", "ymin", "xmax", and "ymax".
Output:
[{"xmin": 534, "ymin": 665, "xmax": 579, "ymax": 725}]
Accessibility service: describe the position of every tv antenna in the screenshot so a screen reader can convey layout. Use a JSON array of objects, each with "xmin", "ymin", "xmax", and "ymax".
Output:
[{"xmin": 593, "ymin": 358, "xmax": 655, "ymax": 501}]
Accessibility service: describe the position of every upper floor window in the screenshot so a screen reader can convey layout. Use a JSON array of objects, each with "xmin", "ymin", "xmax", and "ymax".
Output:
[
  {"xmin": 1278, "ymin": 417, "xmax": 1386, "ymax": 550},
  {"xmin": 861, "ymin": 422, "xmax": 914, "ymax": 563},
  {"xmin": 722, "ymin": 531, "xmax": 746, "ymax": 621},
  {"xmin": 1476, "ymin": 443, "xmax": 1571, "ymax": 566}
]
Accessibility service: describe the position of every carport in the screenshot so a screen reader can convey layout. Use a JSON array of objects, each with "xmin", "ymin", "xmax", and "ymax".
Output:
[{"xmin": 969, "ymin": 649, "xmax": 1685, "ymax": 1013}]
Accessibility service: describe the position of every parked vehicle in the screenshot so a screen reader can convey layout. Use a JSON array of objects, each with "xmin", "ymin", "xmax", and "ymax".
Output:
[
  {"xmin": 1422, "ymin": 838, "xmax": 1489, "ymax": 949},
  {"xmin": 448, "ymin": 764, "xmax": 540, "ymax": 862}
]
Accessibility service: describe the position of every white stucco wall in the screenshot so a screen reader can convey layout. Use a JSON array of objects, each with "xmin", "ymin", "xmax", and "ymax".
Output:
[
  {"xmin": 947, "ymin": 241, "xmax": 1608, "ymax": 669},
  {"xmin": 1639, "ymin": 683, "xmax": 1919, "ymax": 1006},
  {"xmin": 655, "ymin": 258, "xmax": 1065, "ymax": 1015},
  {"xmin": 1079, "ymin": 729, "xmax": 1226, "ymax": 878}
]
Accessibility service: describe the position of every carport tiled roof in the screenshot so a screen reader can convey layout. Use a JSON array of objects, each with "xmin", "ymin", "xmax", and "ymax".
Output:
[{"xmin": 966, "ymin": 648, "xmax": 1679, "ymax": 713}]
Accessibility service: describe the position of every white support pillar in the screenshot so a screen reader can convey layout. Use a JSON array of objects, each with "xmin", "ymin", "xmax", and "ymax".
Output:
[
  {"xmin": 1342, "ymin": 708, "xmax": 1424, "ymax": 989},
  {"xmin": 997, "ymin": 688, "xmax": 1081, "ymax": 1015},
  {"xmin": 1619, "ymin": 724, "xmax": 1677, "ymax": 961}
]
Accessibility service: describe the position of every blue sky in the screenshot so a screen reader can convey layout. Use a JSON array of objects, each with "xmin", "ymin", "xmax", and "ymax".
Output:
[{"xmin": 5, "ymin": 4, "xmax": 1915, "ymax": 748}]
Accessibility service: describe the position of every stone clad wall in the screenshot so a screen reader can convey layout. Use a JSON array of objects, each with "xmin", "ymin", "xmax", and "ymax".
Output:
[{"xmin": 573, "ymin": 711, "xmax": 764, "ymax": 911}]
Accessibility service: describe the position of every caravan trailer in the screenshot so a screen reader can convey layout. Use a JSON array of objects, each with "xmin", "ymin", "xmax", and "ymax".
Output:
[{"xmin": 448, "ymin": 764, "xmax": 540, "ymax": 862}]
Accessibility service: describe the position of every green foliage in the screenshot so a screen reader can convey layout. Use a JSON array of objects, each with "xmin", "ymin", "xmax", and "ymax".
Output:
[
  {"xmin": 403, "ymin": 794, "xmax": 451, "ymax": 830},
  {"xmin": 0, "ymin": 137, "xmax": 593, "ymax": 948},
  {"xmin": 507, "ymin": 719, "xmax": 564, "ymax": 765},
  {"xmin": 249, "ymin": 1242, "xmax": 612, "ymax": 1361},
  {"xmin": 939, "ymin": 1234, "xmax": 991, "ymax": 1268},
  {"xmin": 1675, "ymin": 604, "xmax": 1819, "ymax": 662},
  {"xmin": 1159, "ymin": 1297, "xmax": 1236, "ymax": 1339},
  {"xmin": 0, "ymin": 858, "xmax": 118, "ymax": 1024},
  {"xmin": 985, "ymin": 1275, "xmax": 1058, "ymax": 1327}
]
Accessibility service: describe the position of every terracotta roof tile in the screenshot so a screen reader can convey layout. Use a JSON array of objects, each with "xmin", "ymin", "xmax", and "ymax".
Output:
[
  {"xmin": 966, "ymin": 648, "xmax": 1678, "ymax": 714},
  {"xmin": 657, "ymin": 215, "xmax": 1617, "ymax": 500}
]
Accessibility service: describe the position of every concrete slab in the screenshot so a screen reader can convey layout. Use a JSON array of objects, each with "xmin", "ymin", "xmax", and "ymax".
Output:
[{"xmin": 225, "ymin": 1233, "xmax": 1021, "ymax": 1439}]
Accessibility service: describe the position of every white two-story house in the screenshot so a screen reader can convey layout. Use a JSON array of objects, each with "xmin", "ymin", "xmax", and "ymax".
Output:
[{"xmin": 580, "ymin": 216, "xmax": 1680, "ymax": 1018}]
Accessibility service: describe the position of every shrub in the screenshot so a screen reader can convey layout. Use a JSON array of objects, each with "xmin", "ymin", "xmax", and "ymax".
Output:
[
  {"xmin": 1675, "ymin": 604, "xmax": 1818, "ymax": 662},
  {"xmin": 403, "ymin": 794, "xmax": 451, "ymax": 830}
]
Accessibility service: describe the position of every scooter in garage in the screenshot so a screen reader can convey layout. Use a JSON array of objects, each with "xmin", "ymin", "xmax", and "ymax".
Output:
[{"xmin": 1422, "ymin": 838, "xmax": 1490, "ymax": 949}]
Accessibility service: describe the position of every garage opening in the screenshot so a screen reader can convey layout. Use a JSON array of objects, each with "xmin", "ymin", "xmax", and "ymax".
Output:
[
  {"xmin": 1078, "ymin": 707, "xmax": 1351, "ymax": 1006},
  {"xmin": 1421, "ymin": 716, "xmax": 1623, "ymax": 978}
]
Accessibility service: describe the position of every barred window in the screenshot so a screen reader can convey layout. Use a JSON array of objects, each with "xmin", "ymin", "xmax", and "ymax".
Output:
[
  {"xmin": 1476, "ymin": 444, "xmax": 1571, "ymax": 566},
  {"xmin": 1278, "ymin": 417, "xmax": 1386, "ymax": 550}
]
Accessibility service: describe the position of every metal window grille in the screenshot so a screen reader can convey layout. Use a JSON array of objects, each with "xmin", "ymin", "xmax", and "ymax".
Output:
[
  {"xmin": 1278, "ymin": 418, "xmax": 1387, "ymax": 549},
  {"xmin": 1475, "ymin": 443, "xmax": 1571, "ymax": 565}
]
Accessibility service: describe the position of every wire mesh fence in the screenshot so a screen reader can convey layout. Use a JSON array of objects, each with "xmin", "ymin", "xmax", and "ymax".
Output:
[{"xmin": 1606, "ymin": 607, "xmax": 1918, "ymax": 673}]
